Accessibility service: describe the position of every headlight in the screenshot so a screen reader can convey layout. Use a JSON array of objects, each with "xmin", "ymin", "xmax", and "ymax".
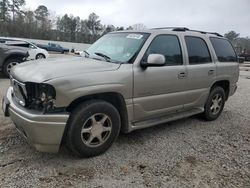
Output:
[{"xmin": 25, "ymin": 82, "xmax": 56, "ymax": 112}]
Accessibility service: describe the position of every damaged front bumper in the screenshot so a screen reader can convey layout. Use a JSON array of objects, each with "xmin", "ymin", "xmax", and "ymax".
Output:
[{"xmin": 2, "ymin": 87, "xmax": 69, "ymax": 153}]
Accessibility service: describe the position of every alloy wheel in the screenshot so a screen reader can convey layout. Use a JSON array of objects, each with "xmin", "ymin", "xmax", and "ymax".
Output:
[
  {"xmin": 81, "ymin": 113, "xmax": 112, "ymax": 148},
  {"xmin": 7, "ymin": 62, "xmax": 19, "ymax": 74},
  {"xmin": 37, "ymin": 54, "xmax": 45, "ymax": 59},
  {"xmin": 210, "ymin": 93, "xmax": 222, "ymax": 115}
]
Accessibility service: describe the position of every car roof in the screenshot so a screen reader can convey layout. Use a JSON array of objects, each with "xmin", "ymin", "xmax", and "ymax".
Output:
[
  {"xmin": 0, "ymin": 37, "xmax": 34, "ymax": 44},
  {"xmin": 5, "ymin": 41, "xmax": 27, "ymax": 45},
  {"xmin": 111, "ymin": 27, "xmax": 224, "ymax": 39}
]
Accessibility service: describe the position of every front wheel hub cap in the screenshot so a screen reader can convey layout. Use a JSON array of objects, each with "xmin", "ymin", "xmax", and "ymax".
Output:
[{"xmin": 81, "ymin": 113, "xmax": 112, "ymax": 147}]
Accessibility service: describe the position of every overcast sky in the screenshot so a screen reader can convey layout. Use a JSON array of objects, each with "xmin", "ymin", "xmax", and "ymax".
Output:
[{"xmin": 25, "ymin": 0, "xmax": 250, "ymax": 37}]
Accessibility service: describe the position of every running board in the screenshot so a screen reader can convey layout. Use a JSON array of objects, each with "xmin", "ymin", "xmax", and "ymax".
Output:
[{"xmin": 129, "ymin": 108, "xmax": 204, "ymax": 132}]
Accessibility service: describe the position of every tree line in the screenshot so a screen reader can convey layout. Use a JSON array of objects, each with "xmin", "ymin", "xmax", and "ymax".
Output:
[
  {"xmin": 224, "ymin": 31, "xmax": 250, "ymax": 53},
  {"xmin": 0, "ymin": 0, "xmax": 143, "ymax": 43},
  {"xmin": 0, "ymin": 0, "xmax": 249, "ymax": 51}
]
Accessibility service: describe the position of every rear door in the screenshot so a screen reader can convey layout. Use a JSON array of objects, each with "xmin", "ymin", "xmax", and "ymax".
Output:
[{"xmin": 183, "ymin": 35, "xmax": 216, "ymax": 110}]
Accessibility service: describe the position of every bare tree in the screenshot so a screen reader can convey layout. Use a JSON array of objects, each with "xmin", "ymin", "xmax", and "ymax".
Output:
[
  {"xmin": 131, "ymin": 23, "xmax": 147, "ymax": 30},
  {"xmin": 9, "ymin": 0, "xmax": 25, "ymax": 21},
  {"xmin": 224, "ymin": 31, "xmax": 240, "ymax": 42},
  {"xmin": 0, "ymin": 0, "xmax": 10, "ymax": 21}
]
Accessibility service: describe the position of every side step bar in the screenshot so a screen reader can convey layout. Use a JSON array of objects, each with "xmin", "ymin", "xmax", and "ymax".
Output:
[{"xmin": 129, "ymin": 108, "xmax": 204, "ymax": 132}]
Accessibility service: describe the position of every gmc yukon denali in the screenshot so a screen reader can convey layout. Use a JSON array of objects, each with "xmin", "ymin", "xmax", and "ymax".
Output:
[{"xmin": 2, "ymin": 27, "xmax": 239, "ymax": 157}]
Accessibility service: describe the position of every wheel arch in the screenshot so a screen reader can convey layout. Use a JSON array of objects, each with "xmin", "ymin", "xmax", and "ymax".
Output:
[
  {"xmin": 65, "ymin": 92, "xmax": 129, "ymax": 135},
  {"xmin": 210, "ymin": 80, "xmax": 230, "ymax": 100},
  {"xmin": 3, "ymin": 53, "xmax": 26, "ymax": 65}
]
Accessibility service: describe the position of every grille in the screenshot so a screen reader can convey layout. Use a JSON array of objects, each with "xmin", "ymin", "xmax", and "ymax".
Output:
[{"xmin": 10, "ymin": 76, "xmax": 27, "ymax": 106}]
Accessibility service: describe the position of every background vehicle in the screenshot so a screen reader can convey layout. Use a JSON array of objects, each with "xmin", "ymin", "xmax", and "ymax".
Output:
[
  {"xmin": 74, "ymin": 50, "xmax": 83, "ymax": 55},
  {"xmin": 3, "ymin": 28, "xmax": 239, "ymax": 157},
  {"xmin": 0, "ymin": 44, "xmax": 28, "ymax": 77},
  {"xmin": 37, "ymin": 43, "xmax": 69, "ymax": 53},
  {"xmin": 239, "ymin": 53, "xmax": 250, "ymax": 61},
  {"xmin": 4, "ymin": 40, "xmax": 49, "ymax": 60},
  {"xmin": 238, "ymin": 55, "xmax": 245, "ymax": 63}
]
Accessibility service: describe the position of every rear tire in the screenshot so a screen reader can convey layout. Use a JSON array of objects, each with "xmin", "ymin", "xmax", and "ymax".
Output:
[
  {"xmin": 66, "ymin": 100, "xmax": 121, "ymax": 158},
  {"xmin": 203, "ymin": 86, "xmax": 225, "ymax": 121},
  {"xmin": 3, "ymin": 58, "xmax": 22, "ymax": 77}
]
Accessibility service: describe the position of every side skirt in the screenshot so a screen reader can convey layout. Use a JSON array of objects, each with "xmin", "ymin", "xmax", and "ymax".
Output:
[{"xmin": 127, "ymin": 108, "xmax": 204, "ymax": 132}]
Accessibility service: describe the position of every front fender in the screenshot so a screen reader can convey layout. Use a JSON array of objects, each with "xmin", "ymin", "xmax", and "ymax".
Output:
[
  {"xmin": 4, "ymin": 52, "xmax": 28, "ymax": 63},
  {"xmin": 45, "ymin": 64, "xmax": 133, "ymax": 108},
  {"xmin": 53, "ymin": 83, "xmax": 129, "ymax": 107}
]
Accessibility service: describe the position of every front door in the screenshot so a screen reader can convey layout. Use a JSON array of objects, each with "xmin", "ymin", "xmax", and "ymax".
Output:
[{"xmin": 133, "ymin": 34, "xmax": 188, "ymax": 122}]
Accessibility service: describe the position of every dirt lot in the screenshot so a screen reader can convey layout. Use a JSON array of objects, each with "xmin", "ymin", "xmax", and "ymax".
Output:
[{"xmin": 0, "ymin": 61, "xmax": 250, "ymax": 187}]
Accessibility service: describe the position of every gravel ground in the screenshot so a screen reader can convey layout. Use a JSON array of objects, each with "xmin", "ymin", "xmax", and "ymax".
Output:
[{"xmin": 0, "ymin": 61, "xmax": 250, "ymax": 187}]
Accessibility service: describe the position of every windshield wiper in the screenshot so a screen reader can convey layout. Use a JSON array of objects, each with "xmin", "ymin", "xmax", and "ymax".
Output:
[{"xmin": 94, "ymin": 52, "xmax": 111, "ymax": 62}]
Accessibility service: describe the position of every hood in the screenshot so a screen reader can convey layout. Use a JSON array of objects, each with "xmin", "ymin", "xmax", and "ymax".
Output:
[{"xmin": 11, "ymin": 57, "xmax": 121, "ymax": 83}]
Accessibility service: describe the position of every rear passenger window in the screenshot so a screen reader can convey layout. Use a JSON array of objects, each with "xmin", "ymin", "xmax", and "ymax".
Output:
[
  {"xmin": 145, "ymin": 35, "xmax": 183, "ymax": 65},
  {"xmin": 210, "ymin": 37, "xmax": 237, "ymax": 62},
  {"xmin": 185, "ymin": 36, "xmax": 211, "ymax": 64}
]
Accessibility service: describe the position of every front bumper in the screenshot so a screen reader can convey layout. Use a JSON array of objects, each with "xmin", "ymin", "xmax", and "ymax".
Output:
[{"xmin": 3, "ymin": 87, "xmax": 69, "ymax": 153}]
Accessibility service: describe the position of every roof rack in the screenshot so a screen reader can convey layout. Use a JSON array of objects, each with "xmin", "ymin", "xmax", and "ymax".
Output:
[
  {"xmin": 150, "ymin": 27, "xmax": 189, "ymax": 31},
  {"xmin": 150, "ymin": 27, "xmax": 223, "ymax": 37},
  {"xmin": 188, "ymin": 29, "xmax": 223, "ymax": 37}
]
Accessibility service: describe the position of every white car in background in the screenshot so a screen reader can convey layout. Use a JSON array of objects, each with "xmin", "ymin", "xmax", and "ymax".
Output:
[{"xmin": 4, "ymin": 40, "xmax": 49, "ymax": 60}]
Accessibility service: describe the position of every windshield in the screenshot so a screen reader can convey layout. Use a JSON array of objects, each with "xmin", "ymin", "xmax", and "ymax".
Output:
[{"xmin": 85, "ymin": 32, "xmax": 149, "ymax": 63}]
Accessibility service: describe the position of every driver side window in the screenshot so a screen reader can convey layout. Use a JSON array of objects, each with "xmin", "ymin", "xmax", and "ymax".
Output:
[{"xmin": 145, "ymin": 35, "xmax": 183, "ymax": 65}]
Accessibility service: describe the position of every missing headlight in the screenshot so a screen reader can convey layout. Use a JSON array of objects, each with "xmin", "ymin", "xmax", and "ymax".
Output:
[{"xmin": 25, "ymin": 82, "xmax": 56, "ymax": 113}]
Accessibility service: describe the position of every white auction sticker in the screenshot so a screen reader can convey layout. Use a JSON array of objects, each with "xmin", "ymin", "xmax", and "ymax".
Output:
[{"xmin": 126, "ymin": 34, "xmax": 143, "ymax": 40}]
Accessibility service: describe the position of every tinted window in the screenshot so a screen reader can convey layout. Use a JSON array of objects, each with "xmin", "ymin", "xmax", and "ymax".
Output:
[
  {"xmin": 185, "ymin": 36, "xmax": 211, "ymax": 64},
  {"xmin": 5, "ymin": 43, "xmax": 29, "ymax": 48},
  {"xmin": 210, "ymin": 37, "xmax": 237, "ymax": 62},
  {"xmin": 145, "ymin": 35, "xmax": 183, "ymax": 65}
]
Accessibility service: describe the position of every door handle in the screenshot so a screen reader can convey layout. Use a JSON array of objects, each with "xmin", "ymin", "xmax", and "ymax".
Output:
[
  {"xmin": 208, "ymin": 70, "xmax": 214, "ymax": 75},
  {"xmin": 178, "ymin": 72, "xmax": 187, "ymax": 79}
]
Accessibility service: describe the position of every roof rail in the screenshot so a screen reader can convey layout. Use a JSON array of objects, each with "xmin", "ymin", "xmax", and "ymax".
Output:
[
  {"xmin": 150, "ymin": 27, "xmax": 223, "ymax": 37},
  {"xmin": 150, "ymin": 27, "xmax": 189, "ymax": 31},
  {"xmin": 188, "ymin": 29, "xmax": 223, "ymax": 37}
]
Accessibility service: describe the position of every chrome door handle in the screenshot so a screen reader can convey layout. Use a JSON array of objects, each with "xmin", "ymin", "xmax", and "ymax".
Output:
[
  {"xmin": 178, "ymin": 72, "xmax": 187, "ymax": 79},
  {"xmin": 208, "ymin": 70, "xmax": 214, "ymax": 75}
]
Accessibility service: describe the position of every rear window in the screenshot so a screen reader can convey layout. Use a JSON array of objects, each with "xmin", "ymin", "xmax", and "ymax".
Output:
[
  {"xmin": 210, "ymin": 37, "xmax": 237, "ymax": 62},
  {"xmin": 185, "ymin": 36, "xmax": 212, "ymax": 64}
]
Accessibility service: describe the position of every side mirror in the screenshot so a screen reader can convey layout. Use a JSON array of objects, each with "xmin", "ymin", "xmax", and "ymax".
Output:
[{"xmin": 141, "ymin": 54, "xmax": 165, "ymax": 68}]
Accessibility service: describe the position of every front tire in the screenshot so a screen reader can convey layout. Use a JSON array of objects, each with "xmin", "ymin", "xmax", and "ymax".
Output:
[
  {"xmin": 67, "ymin": 100, "xmax": 121, "ymax": 158},
  {"xmin": 36, "ymin": 53, "xmax": 45, "ymax": 59},
  {"xmin": 203, "ymin": 86, "xmax": 225, "ymax": 121},
  {"xmin": 3, "ymin": 58, "xmax": 22, "ymax": 77}
]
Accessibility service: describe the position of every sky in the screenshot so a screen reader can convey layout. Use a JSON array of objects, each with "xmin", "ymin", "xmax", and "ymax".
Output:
[{"xmin": 25, "ymin": 0, "xmax": 250, "ymax": 37}]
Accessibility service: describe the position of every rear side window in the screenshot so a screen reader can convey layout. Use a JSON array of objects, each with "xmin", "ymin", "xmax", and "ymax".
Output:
[
  {"xmin": 185, "ymin": 36, "xmax": 211, "ymax": 64},
  {"xmin": 145, "ymin": 35, "xmax": 183, "ymax": 65},
  {"xmin": 210, "ymin": 37, "xmax": 237, "ymax": 62}
]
